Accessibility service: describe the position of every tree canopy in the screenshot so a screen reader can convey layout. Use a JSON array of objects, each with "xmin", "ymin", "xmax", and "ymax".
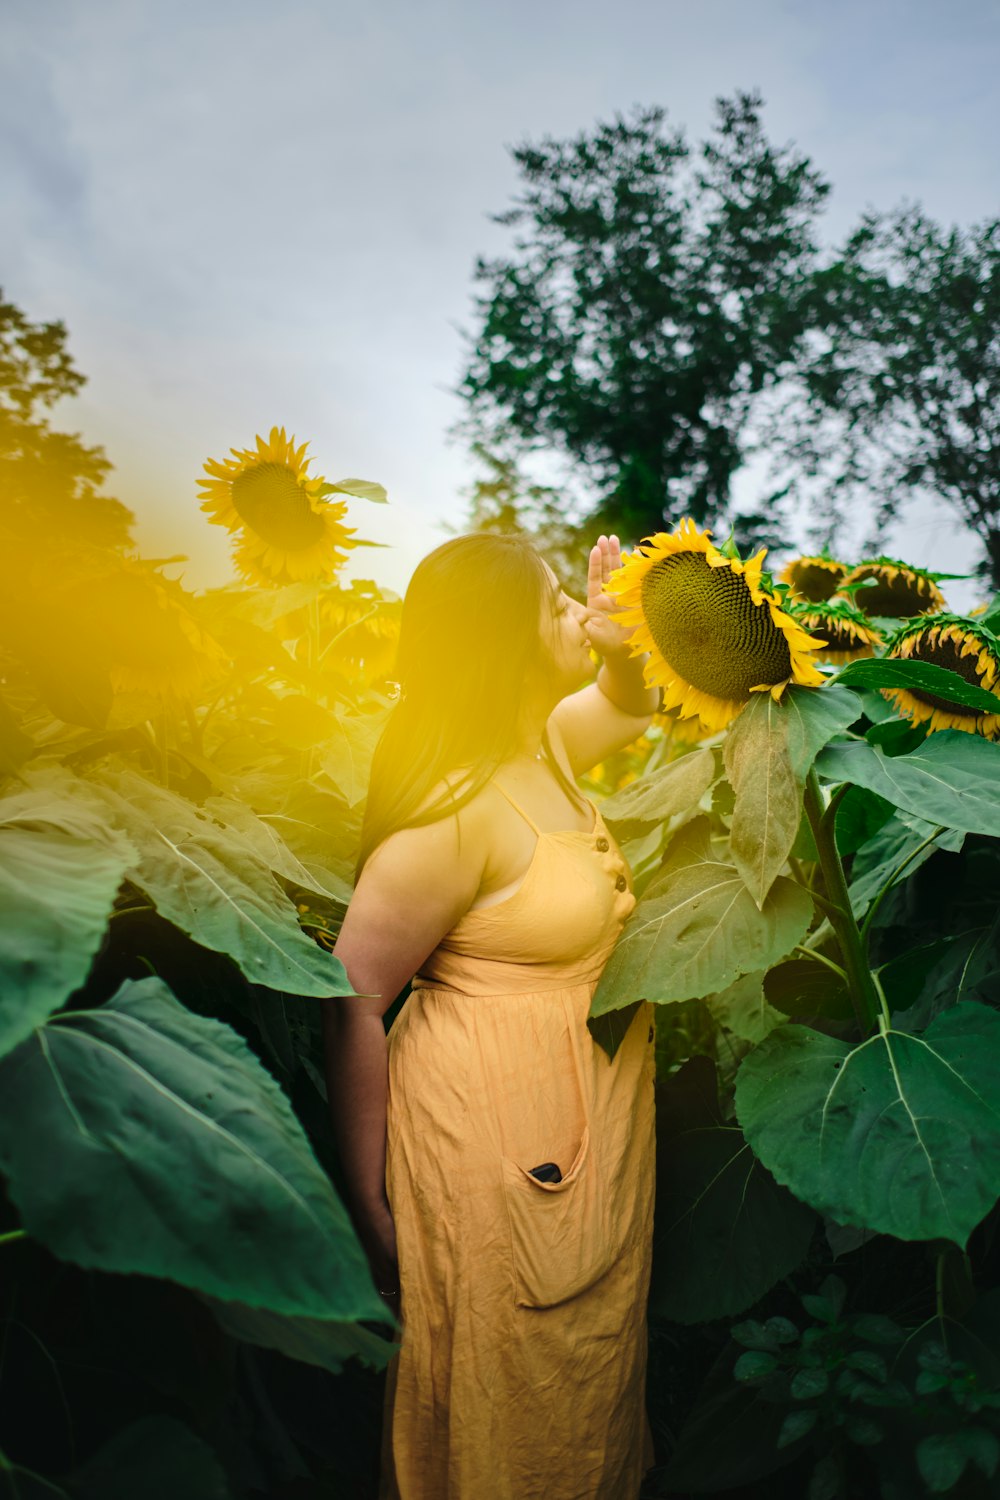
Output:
[{"xmin": 456, "ymin": 94, "xmax": 830, "ymax": 551}]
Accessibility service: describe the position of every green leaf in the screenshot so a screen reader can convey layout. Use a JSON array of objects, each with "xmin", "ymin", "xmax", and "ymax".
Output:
[
  {"xmin": 848, "ymin": 815, "xmax": 965, "ymax": 920},
  {"xmin": 887, "ymin": 920, "xmax": 1000, "ymax": 1030},
  {"xmin": 70, "ymin": 1415, "xmax": 230, "ymax": 1500},
  {"xmin": 596, "ymin": 745, "xmax": 715, "ymax": 841},
  {"xmin": 321, "ymin": 709, "xmax": 384, "ymax": 809},
  {"xmin": 87, "ymin": 766, "xmax": 354, "ymax": 997},
  {"xmin": 815, "ymin": 733, "xmax": 1000, "ymax": 838},
  {"xmin": 734, "ymin": 1351, "xmax": 778, "ymax": 1381},
  {"xmin": 198, "ymin": 1295, "xmax": 394, "ymax": 1375},
  {"xmin": 763, "ymin": 959, "xmax": 853, "ymax": 1024},
  {"xmin": 778, "ymin": 1409, "xmax": 818, "ymax": 1448},
  {"xmin": 705, "ymin": 971, "xmax": 789, "ymax": 1043},
  {"xmin": 0, "ymin": 769, "xmax": 135, "ymax": 1058},
  {"xmin": 790, "ymin": 1368, "xmax": 829, "ymax": 1400},
  {"xmin": 0, "ymin": 978, "xmax": 385, "ymax": 1325},
  {"xmin": 917, "ymin": 1432, "xmax": 972, "ymax": 1493},
  {"xmin": 833, "ymin": 786, "xmax": 896, "ymax": 856},
  {"xmin": 724, "ymin": 685, "xmax": 859, "ymax": 907},
  {"xmin": 324, "ymin": 477, "xmax": 388, "ymax": 504},
  {"xmin": 651, "ymin": 1124, "xmax": 815, "ymax": 1324},
  {"xmin": 735, "ymin": 1003, "xmax": 1000, "ymax": 1247},
  {"xmin": 834, "ymin": 657, "xmax": 1000, "ymax": 715},
  {"xmin": 589, "ymin": 818, "xmax": 813, "ymax": 1029}
]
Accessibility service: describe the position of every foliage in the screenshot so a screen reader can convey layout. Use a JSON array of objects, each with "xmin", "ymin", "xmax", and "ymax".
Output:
[
  {"xmin": 456, "ymin": 93, "xmax": 830, "ymax": 549},
  {"xmin": 0, "ymin": 297, "xmax": 403, "ymax": 1497},
  {"xmin": 587, "ymin": 593, "xmax": 1000, "ymax": 1497},
  {"xmin": 767, "ymin": 207, "xmax": 1000, "ymax": 587}
]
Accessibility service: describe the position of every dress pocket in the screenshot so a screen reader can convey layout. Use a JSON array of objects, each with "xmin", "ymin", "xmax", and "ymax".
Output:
[{"xmin": 501, "ymin": 1127, "xmax": 620, "ymax": 1309}]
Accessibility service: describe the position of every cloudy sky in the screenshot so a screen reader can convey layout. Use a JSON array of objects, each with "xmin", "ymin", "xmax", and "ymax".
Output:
[{"xmin": 4, "ymin": 0, "xmax": 998, "ymax": 605}]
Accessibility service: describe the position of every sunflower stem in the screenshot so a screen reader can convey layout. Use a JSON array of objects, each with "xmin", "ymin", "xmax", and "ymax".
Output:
[{"xmin": 803, "ymin": 769, "xmax": 880, "ymax": 1036}]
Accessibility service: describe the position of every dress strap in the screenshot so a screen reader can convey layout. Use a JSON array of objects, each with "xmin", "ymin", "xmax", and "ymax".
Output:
[{"xmin": 491, "ymin": 780, "xmax": 543, "ymax": 836}]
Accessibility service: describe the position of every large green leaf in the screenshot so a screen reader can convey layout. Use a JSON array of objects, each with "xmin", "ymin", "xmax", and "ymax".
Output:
[
  {"xmin": 848, "ymin": 816, "xmax": 965, "ymax": 920},
  {"xmin": 0, "ymin": 977, "xmax": 385, "ymax": 1325},
  {"xmin": 70, "ymin": 1416, "xmax": 230, "ymax": 1500},
  {"xmin": 321, "ymin": 710, "xmax": 384, "ymax": 808},
  {"xmin": 815, "ymin": 733, "xmax": 1000, "ymax": 838},
  {"xmin": 87, "ymin": 766, "xmax": 354, "ymax": 997},
  {"xmin": 201, "ymin": 1295, "xmax": 394, "ymax": 1375},
  {"xmin": 704, "ymin": 971, "xmax": 788, "ymax": 1044},
  {"xmin": 596, "ymin": 746, "xmax": 715, "ymax": 842},
  {"xmin": 0, "ymin": 770, "xmax": 134, "ymax": 1058},
  {"xmin": 650, "ymin": 1059, "xmax": 815, "ymax": 1324},
  {"xmin": 834, "ymin": 657, "xmax": 1000, "ymax": 715},
  {"xmin": 724, "ymin": 685, "xmax": 859, "ymax": 907},
  {"xmin": 735, "ymin": 1003, "xmax": 1000, "ymax": 1246},
  {"xmin": 589, "ymin": 818, "xmax": 813, "ymax": 1026}
]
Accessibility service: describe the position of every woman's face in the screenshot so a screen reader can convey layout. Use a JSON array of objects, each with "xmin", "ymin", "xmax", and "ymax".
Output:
[{"xmin": 538, "ymin": 563, "xmax": 594, "ymax": 692}]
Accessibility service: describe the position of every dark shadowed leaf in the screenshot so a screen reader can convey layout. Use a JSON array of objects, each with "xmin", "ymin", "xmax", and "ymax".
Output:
[{"xmin": 70, "ymin": 1416, "xmax": 230, "ymax": 1500}]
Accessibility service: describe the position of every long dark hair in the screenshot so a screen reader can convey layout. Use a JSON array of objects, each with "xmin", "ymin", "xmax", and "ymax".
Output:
[{"xmin": 355, "ymin": 532, "xmax": 588, "ymax": 880}]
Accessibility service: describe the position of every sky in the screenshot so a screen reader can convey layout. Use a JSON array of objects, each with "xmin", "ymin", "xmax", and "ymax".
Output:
[{"xmin": 4, "ymin": 0, "xmax": 999, "ymax": 607}]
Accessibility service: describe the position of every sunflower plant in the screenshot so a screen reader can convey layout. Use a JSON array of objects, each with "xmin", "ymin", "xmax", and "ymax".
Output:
[{"xmin": 587, "ymin": 517, "xmax": 1000, "ymax": 1495}]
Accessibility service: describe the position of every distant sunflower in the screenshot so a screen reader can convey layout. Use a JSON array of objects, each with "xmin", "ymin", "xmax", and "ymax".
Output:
[
  {"xmin": 53, "ymin": 556, "xmax": 228, "ymax": 701},
  {"xmin": 605, "ymin": 517, "xmax": 827, "ymax": 733},
  {"xmin": 779, "ymin": 554, "xmax": 848, "ymax": 603},
  {"xmin": 788, "ymin": 598, "xmax": 882, "ymax": 666},
  {"xmin": 199, "ymin": 427, "xmax": 357, "ymax": 586},
  {"xmin": 882, "ymin": 614, "xmax": 1000, "ymax": 739},
  {"xmin": 842, "ymin": 556, "xmax": 946, "ymax": 618}
]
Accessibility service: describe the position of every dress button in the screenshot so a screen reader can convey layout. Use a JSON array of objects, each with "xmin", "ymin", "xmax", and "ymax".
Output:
[
  {"xmin": 615, "ymin": 874, "xmax": 628, "ymax": 891},
  {"xmin": 596, "ymin": 837, "xmax": 610, "ymax": 852}
]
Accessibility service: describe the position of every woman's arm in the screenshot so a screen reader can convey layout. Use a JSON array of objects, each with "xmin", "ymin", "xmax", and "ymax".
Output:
[{"xmin": 324, "ymin": 797, "xmax": 488, "ymax": 1291}]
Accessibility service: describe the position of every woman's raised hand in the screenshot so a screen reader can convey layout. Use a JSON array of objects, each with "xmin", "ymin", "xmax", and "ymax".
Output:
[{"xmin": 584, "ymin": 534, "xmax": 637, "ymax": 660}]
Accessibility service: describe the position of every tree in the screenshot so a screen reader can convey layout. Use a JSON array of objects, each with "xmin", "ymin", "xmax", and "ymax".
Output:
[
  {"xmin": 456, "ymin": 93, "xmax": 830, "ymax": 548},
  {"xmin": 765, "ymin": 208, "xmax": 1000, "ymax": 587},
  {"xmin": 0, "ymin": 289, "xmax": 133, "ymax": 550}
]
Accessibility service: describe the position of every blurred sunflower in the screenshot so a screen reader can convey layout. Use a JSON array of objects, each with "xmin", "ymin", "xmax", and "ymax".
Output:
[
  {"xmin": 882, "ymin": 614, "xmax": 1000, "ymax": 739},
  {"xmin": 779, "ymin": 553, "xmax": 848, "ymax": 603},
  {"xmin": 605, "ymin": 517, "xmax": 827, "ymax": 733},
  {"xmin": 52, "ymin": 555, "xmax": 229, "ymax": 701},
  {"xmin": 788, "ymin": 598, "xmax": 882, "ymax": 666},
  {"xmin": 842, "ymin": 556, "xmax": 945, "ymax": 618},
  {"xmin": 199, "ymin": 427, "xmax": 357, "ymax": 586}
]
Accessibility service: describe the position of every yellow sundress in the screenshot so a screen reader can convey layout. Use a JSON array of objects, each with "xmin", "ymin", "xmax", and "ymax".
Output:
[{"xmin": 379, "ymin": 781, "xmax": 656, "ymax": 1500}]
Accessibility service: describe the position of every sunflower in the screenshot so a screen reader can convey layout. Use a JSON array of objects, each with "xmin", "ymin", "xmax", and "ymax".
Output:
[
  {"xmin": 605, "ymin": 517, "xmax": 827, "ymax": 733},
  {"xmin": 199, "ymin": 426, "xmax": 358, "ymax": 586},
  {"xmin": 787, "ymin": 598, "xmax": 882, "ymax": 666},
  {"xmin": 779, "ymin": 553, "xmax": 848, "ymax": 603},
  {"xmin": 842, "ymin": 556, "xmax": 946, "ymax": 618},
  {"xmin": 881, "ymin": 614, "xmax": 1000, "ymax": 739}
]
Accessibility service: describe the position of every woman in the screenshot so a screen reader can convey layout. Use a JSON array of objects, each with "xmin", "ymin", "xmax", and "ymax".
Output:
[{"xmin": 325, "ymin": 530, "xmax": 659, "ymax": 1500}]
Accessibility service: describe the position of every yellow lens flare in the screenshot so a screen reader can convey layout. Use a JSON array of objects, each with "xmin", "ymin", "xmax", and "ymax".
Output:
[
  {"xmin": 198, "ymin": 426, "xmax": 358, "ymax": 586},
  {"xmin": 842, "ymin": 556, "xmax": 946, "ymax": 618},
  {"xmin": 789, "ymin": 599, "xmax": 883, "ymax": 666},
  {"xmin": 778, "ymin": 554, "xmax": 848, "ymax": 603},
  {"xmin": 604, "ymin": 517, "xmax": 827, "ymax": 734},
  {"xmin": 882, "ymin": 614, "xmax": 1000, "ymax": 739}
]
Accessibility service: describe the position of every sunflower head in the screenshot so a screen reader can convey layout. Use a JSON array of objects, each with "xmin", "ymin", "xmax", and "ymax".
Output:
[
  {"xmin": 787, "ymin": 597, "xmax": 883, "ymax": 666},
  {"xmin": 882, "ymin": 613, "xmax": 1000, "ymax": 739},
  {"xmin": 842, "ymin": 555, "xmax": 946, "ymax": 619},
  {"xmin": 605, "ymin": 517, "xmax": 827, "ymax": 734},
  {"xmin": 198, "ymin": 426, "xmax": 358, "ymax": 586},
  {"xmin": 779, "ymin": 553, "xmax": 848, "ymax": 603}
]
